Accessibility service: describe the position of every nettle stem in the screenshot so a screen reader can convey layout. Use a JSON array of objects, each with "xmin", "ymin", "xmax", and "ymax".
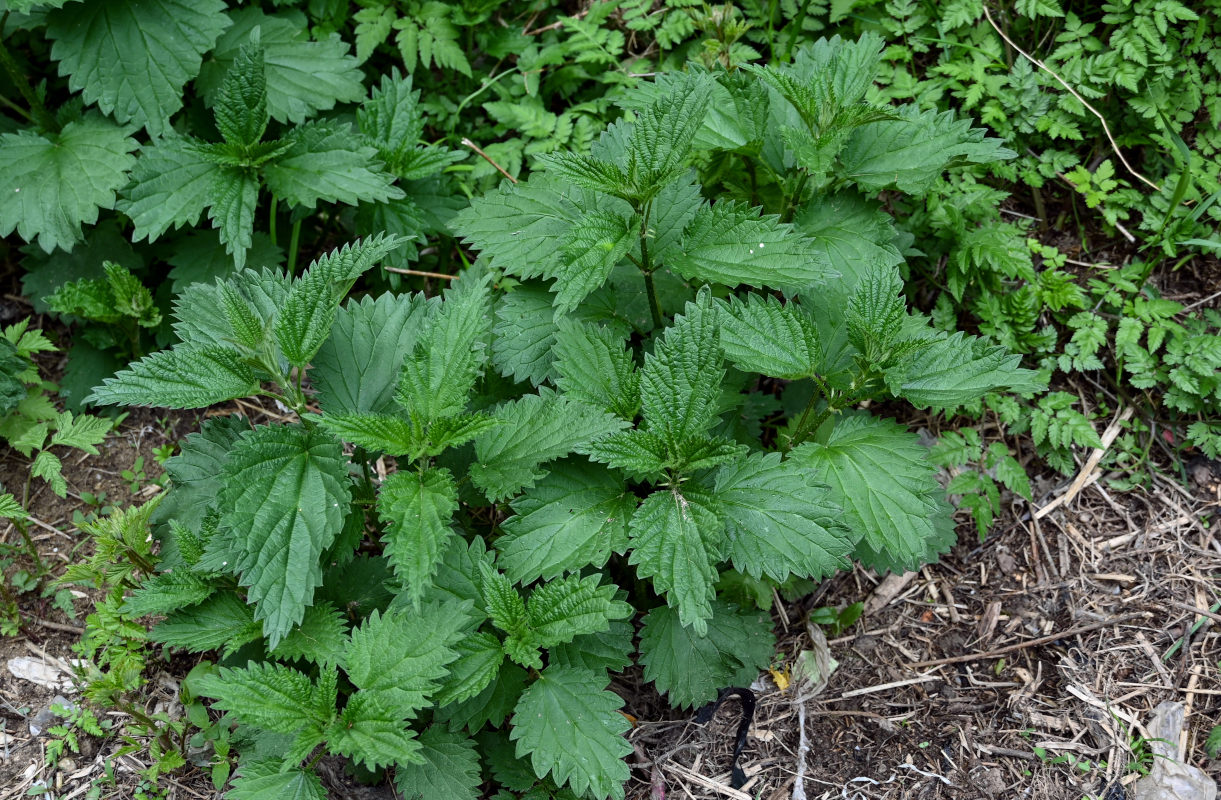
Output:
[
  {"xmin": 286, "ymin": 218, "xmax": 303, "ymax": 274},
  {"xmin": 0, "ymin": 15, "xmax": 57, "ymax": 133},
  {"xmin": 638, "ymin": 200, "xmax": 664, "ymax": 330}
]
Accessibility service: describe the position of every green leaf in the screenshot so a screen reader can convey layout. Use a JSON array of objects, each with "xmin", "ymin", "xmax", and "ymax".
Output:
[
  {"xmin": 578, "ymin": 429, "xmax": 669, "ymax": 479},
  {"xmin": 551, "ymin": 210, "xmax": 636, "ymax": 314},
  {"xmin": 207, "ymin": 167, "xmax": 258, "ymax": 270},
  {"xmin": 626, "ymin": 74, "xmax": 713, "ymax": 198},
  {"xmin": 86, "ymin": 346, "xmax": 259, "ymax": 409},
  {"xmin": 394, "ymin": 726, "xmax": 481, "ymax": 800},
  {"xmin": 395, "ymin": 273, "xmax": 492, "ymax": 423},
  {"xmin": 119, "ymin": 134, "xmax": 217, "ymax": 245},
  {"xmin": 431, "ymin": 632, "xmax": 505, "ymax": 707},
  {"xmin": 550, "ymin": 619, "xmax": 635, "ymax": 674},
  {"xmin": 552, "ymin": 320, "xmax": 640, "ymax": 420},
  {"xmin": 312, "ymin": 291, "xmax": 437, "ymax": 415},
  {"xmin": 122, "ymin": 571, "xmax": 214, "ymax": 617},
  {"xmin": 0, "ymin": 493, "xmax": 28, "ymax": 523},
  {"xmin": 640, "ymin": 289, "xmax": 723, "ymax": 449},
  {"xmin": 629, "ymin": 485, "xmax": 723, "ymax": 635},
  {"xmin": 327, "ymin": 691, "xmax": 422, "ymax": 770},
  {"xmin": 664, "ymin": 201, "xmax": 830, "ymax": 292},
  {"xmin": 199, "ymin": 8, "xmax": 365, "ymax": 125},
  {"xmin": 496, "ymin": 462, "xmax": 635, "ymax": 584},
  {"xmin": 345, "ymin": 604, "xmax": 467, "ymax": 714},
  {"xmin": 314, "ymin": 413, "xmax": 416, "ymax": 456},
  {"xmin": 269, "ymin": 601, "xmax": 349, "ymax": 668},
  {"xmin": 0, "ymin": 116, "xmax": 138, "ymax": 253},
  {"xmin": 452, "ymin": 177, "xmax": 579, "ymax": 280},
  {"xmin": 262, "ymin": 122, "xmax": 403, "ymax": 209},
  {"xmin": 215, "ymin": 33, "xmax": 270, "ymax": 148},
  {"xmin": 199, "ymin": 661, "xmax": 335, "ymax": 739},
  {"xmin": 525, "ymin": 573, "xmax": 632, "ymax": 649},
  {"xmin": 717, "ymin": 294, "xmax": 822, "ymax": 379},
  {"xmin": 31, "ymin": 451, "xmax": 66, "ymax": 497},
  {"xmin": 492, "ymin": 285, "xmax": 560, "ymax": 386},
  {"xmin": 638, "ymin": 601, "xmax": 774, "ymax": 709},
  {"xmin": 792, "ymin": 191, "xmax": 903, "ymax": 297},
  {"xmin": 150, "ymin": 592, "xmax": 262, "ymax": 655},
  {"xmin": 481, "ymin": 564, "xmax": 529, "ymax": 644},
  {"xmin": 790, "ymin": 414, "xmax": 949, "ymax": 573},
  {"xmin": 436, "ymin": 661, "xmax": 526, "ymax": 734},
  {"xmin": 715, "ymin": 452, "xmax": 854, "ymax": 582},
  {"xmin": 471, "ymin": 389, "xmax": 630, "ymax": 502},
  {"xmin": 886, "ymin": 331, "xmax": 1046, "ymax": 409},
  {"xmin": 46, "ymin": 0, "xmax": 230, "ymax": 136},
  {"xmin": 218, "ymin": 425, "xmax": 351, "ymax": 647},
  {"xmin": 48, "ymin": 411, "xmax": 111, "ymax": 452},
  {"xmin": 510, "ymin": 667, "xmax": 631, "ymax": 800},
  {"xmin": 378, "ymin": 468, "xmax": 458, "ymax": 607},
  {"xmin": 840, "ymin": 105, "xmax": 1015, "ymax": 194},
  {"xmin": 276, "ymin": 235, "xmax": 406, "ymax": 368},
  {"xmin": 228, "ymin": 761, "xmax": 326, "ymax": 800}
]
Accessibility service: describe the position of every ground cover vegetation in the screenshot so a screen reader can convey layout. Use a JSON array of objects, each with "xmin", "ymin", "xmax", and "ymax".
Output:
[{"xmin": 0, "ymin": 0, "xmax": 1217, "ymax": 797}]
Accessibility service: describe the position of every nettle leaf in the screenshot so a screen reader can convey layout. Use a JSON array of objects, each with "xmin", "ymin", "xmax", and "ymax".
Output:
[
  {"xmin": 269, "ymin": 601, "xmax": 349, "ymax": 669},
  {"xmin": 394, "ymin": 726, "xmax": 482, "ymax": 800},
  {"xmin": 327, "ymin": 691, "xmax": 422, "ymax": 770},
  {"xmin": 497, "ymin": 462, "xmax": 635, "ymax": 584},
  {"xmin": 218, "ymin": 425, "xmax": 351, "ymax": 647},
  {"xmin": 525, "ymin": 573, "xmax": 633, "ymax": 649},
  {"xmin": 200, "ymin": 8, "xmax": 365, "ymax": 125},
  {"xmin": 629, "ymin": 485, "xmax": 723, "ymax": 634},
  {"xmin": 395, "ymin": 273, "xmax": 492, "ymax": 423},
  {"xmin": 378, "ymin": 468, "xmax": 458, "ymax": 607},
  {"xmin": 790, "ymin": 414, "xmax": 951, "ymax": 573},
  {"xmin": 793, "ymin": 192, "xmax": 903, "ymax": 296},
  {"xmin": 471, "ymin": 389, "xmax": 630, "ymax": 502},
  {"xmin": 640, "ymin": 289, "xmax": 723, "ymax": 448},
  {"xmin": 46, "ymin": 0, "xmax": 230, "ymax": 136},
  {"xmin": 276, "ymin": 236, "xmax": 406, "ymax": 368},
  {"xmin": 664, "ymin": 201, "xmax": 830, "ymax": 292},
  {"xmin": 262, "ymin": 122, "xmax": 403, "ymax": 209},
  {"xmin": 715, "ymin": 452, "xmax": 855, "ymax": 582},
  {"xmin": 717, "ymin": 294, "xmax": 822, "ymax": 379},
  {"xmin": 552, "ymin": 320, "xmax": 640, "ymax": 420},
  {"xmin": 228, "ymin": 761, "xmax": 326, "ymax": 800},
  {"xmin": 346, "ymin": 603, "xmax": 467, "ymax": 713},
  {"xmin": 431, "ymin": 631, "xmax": 504, "ymax": 707},
  {"xmin": 626, "ymin": 73, "xmax": 714, "ymax": 197},
  {"xmin": 885, "ymin": 330, "xmax": 1046, "ymax": 409},
  {"xmin": 840, "ymin": 105, "xmax": 1016, "ymax": 194},
  {"xmin": 123, "ymin": 570, "xmax": 214, "ymax": 618},
  {"xmin": 551, "ymin": 209, "xmax": 636, "ymax": 314},
  {"xmin": 87, "ymin": 346, "xmax": 259, "ymax": 409},
  {"xmin": 452, "ymin": 177, "xmax": 579, "ymax": 280},
  {"xmin": 206, "ymin": 167, "xmax": 258, "ymax": 269},
  {"xmin": 510, "ymin": 667, "xmax": 632, "ymax": 800},
  {"xmin": 119, "ymin": 134, "xmax": 216, "ymax": 245},
  {"xmin": 638, "ymin": 601, "xmax": 774, "ymax": 709},
  {"xmin": 312, "ymin": 291, "xmax": 437, "ymax": 415},
  {"xmin": 150, "ymin": 592, "xmax": 262, "ymax": 655},
  {"xmin": 550, "ymin": 618, "xmax": 635, "ymax": 674},
  {"xmin": 199, "ymin": 661, "xmax": 336, "ymax": 739},
  {"xmin": 0, "ymin": 116, "xmax": 138, "ymax": 253},
  {"xmin": 492, "ymin": 284, "xmax": 560, "ymax": 386},
  {"xmin": 215, "ymin": 33, "xmax": 270, "ymax": 149}
]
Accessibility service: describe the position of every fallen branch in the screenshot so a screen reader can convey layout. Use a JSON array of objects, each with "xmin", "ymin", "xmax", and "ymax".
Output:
[{"xmin": 461, "ymin": 137, "xmax": 517, "ymax": 184}]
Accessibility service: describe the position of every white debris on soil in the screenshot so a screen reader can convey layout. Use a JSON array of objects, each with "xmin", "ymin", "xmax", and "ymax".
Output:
[{"xmin": 1132, "ymin": 701, "xmax": 1218, "ymax": 800}]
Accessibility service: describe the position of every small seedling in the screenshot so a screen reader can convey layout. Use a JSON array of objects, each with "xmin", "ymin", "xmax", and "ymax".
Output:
[{"xmin": 121, "ymin": 456, "xmax": 147, "ymax": 493}]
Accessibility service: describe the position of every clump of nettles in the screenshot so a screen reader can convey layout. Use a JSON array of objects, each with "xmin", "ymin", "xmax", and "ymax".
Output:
[{"xmin": 87, "ymin": 35, "xmax": 1040, "ymax": 800}]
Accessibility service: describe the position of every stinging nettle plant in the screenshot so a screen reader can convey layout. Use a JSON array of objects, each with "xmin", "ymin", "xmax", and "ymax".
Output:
[{"xmin": 87, "ymin": 35, "xmax": 1042, "ymax": 800}]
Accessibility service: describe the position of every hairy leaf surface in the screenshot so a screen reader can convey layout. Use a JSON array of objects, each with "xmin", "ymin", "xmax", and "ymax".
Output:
[{"xmin": 218, "ymin": 425, "xmax": 350, "ymax": 647}]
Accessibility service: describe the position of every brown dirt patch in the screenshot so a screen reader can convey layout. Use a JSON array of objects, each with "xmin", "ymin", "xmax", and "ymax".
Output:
[{"xmin": 627, "ymin": 464, "xmax": 1221, "ymax": 800}]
